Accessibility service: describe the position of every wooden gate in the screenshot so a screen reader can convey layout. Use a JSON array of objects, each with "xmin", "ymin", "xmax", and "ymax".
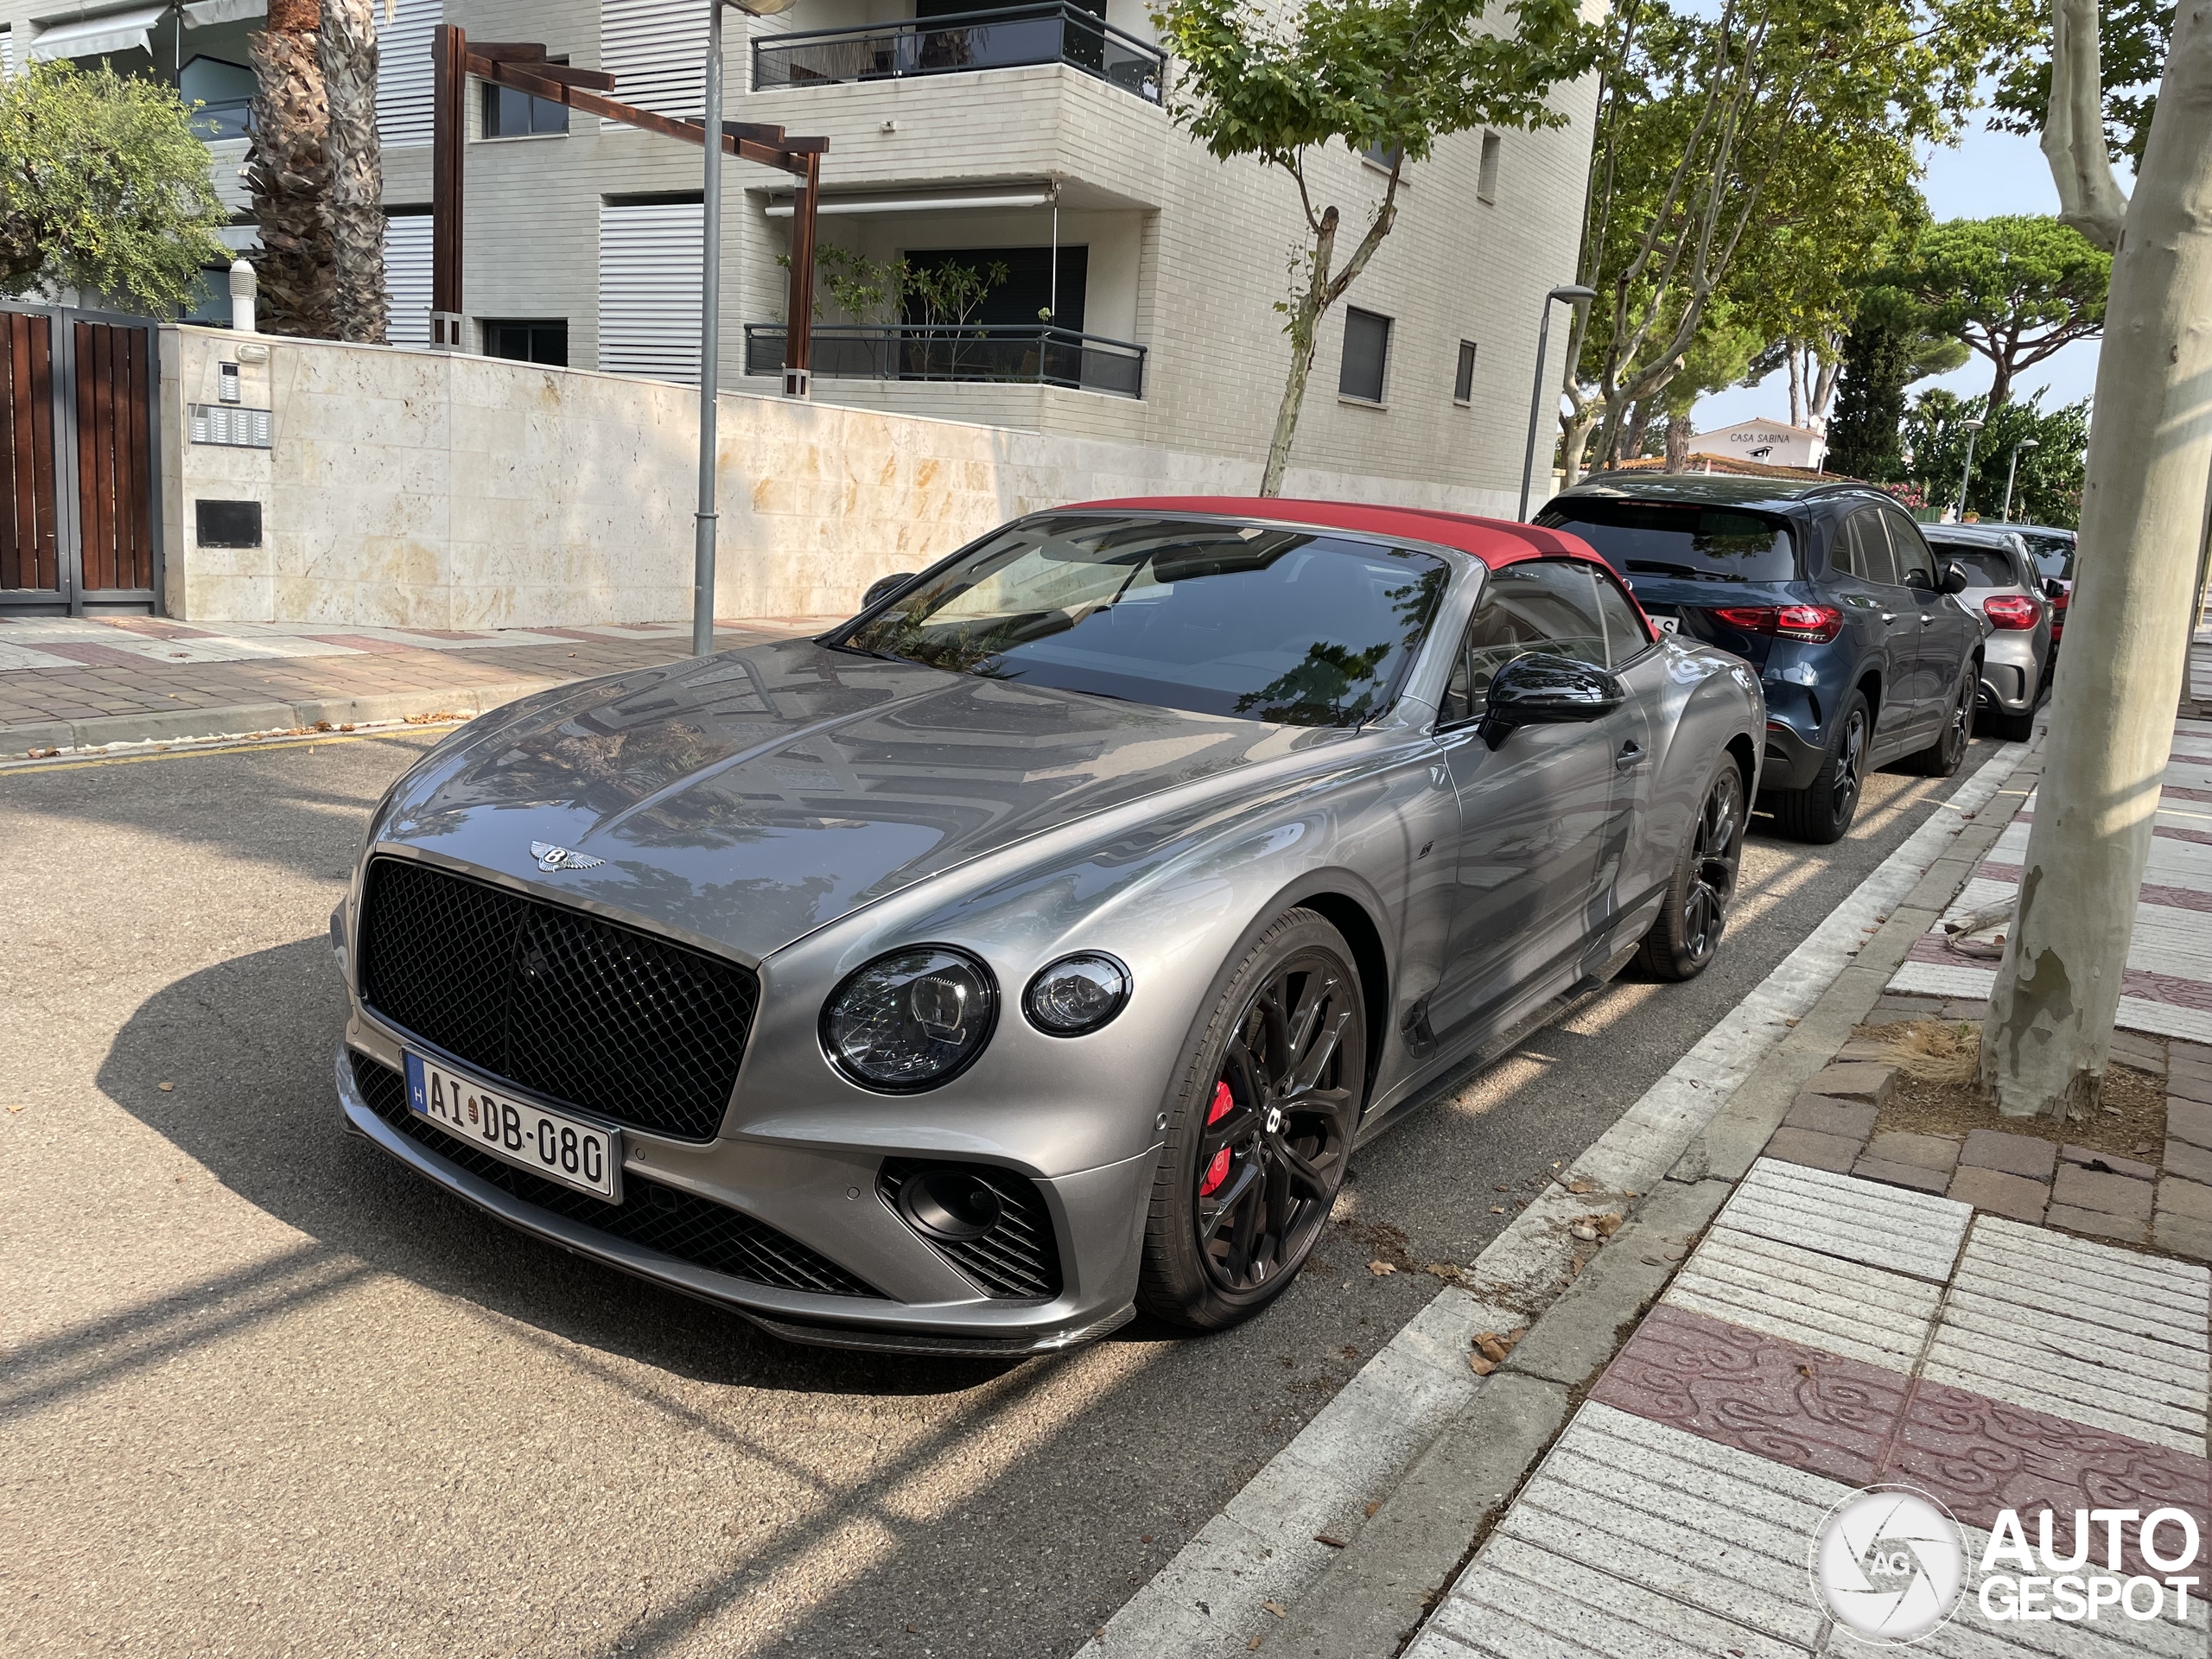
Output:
[{"xmin": 0, "ymin": 304, "xmax": 163, "ymax": 616}]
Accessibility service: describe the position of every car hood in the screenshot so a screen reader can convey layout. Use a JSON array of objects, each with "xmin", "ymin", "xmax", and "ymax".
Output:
[{"xmin": 372, "ymin": 638, "xmax": 1338, "ymax": 961}]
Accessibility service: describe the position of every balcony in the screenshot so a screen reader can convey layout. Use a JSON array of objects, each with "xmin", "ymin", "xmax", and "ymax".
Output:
[
  {"xmin": 752, "ymin": 3, "xmax": 1166, "ymax": 105},
  {"xmin": 743, "ymin": 323, "xmax": 1146, "ymax": 397}
]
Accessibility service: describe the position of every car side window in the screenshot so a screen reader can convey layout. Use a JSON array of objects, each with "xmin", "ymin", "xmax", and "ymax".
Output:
[
  {"xmin": 1435, "ymin": 562, "xmax": 1609, "ymax": 725},
  {"xmin": 1587, "ymin": 564, "xmax": 1654, "ymax": 665},
  {"xmin": 1885, "ymin": 512, "xmax": 1937, "ymax": 588},
  {"xmin": 1838, "ymin": 509, "xmax": 1897, "ymax": 586}
]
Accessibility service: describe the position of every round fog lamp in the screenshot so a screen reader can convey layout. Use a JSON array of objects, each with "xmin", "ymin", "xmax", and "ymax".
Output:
[
  {"xmin": 1025, "ymin": 953, "xmax": 1131, "ymax": 1035},
  {"xmin": 898, "ymin": 1167, "xmax": 1002, "ymax": 1242}
]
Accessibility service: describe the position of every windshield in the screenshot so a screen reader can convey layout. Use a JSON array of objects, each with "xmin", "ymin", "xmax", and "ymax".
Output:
[
  {"xmin": 1535, "ymin": 499, "xmax": 1798, "ymax": 582},
  {"xmin": 2016, "ymin": 531, "xmax": 2075, "ymax": 582},
  {"xmin": 840, "ymin": 515, "xmax": 1451, "ymax": 727},
  {"xmin": 1929, "ymin": 543, "xmax": 2020, "ymax": 588}
]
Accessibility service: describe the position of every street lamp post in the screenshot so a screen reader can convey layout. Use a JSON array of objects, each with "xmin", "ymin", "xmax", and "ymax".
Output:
[
  {"xmin": 1952, "ymin": 416, "xmax": 1986, "ymax": 521},
  {"xmin": 696, "ymin": 0, "xmax": 795, "ymax": 657},
  {"xmin": 1999, "ymin": 437, "xmax": 2040, "ymax": 523},
  {"xmin": 1519, "ymin": 283, "xmax": 1597, "ymax": 521}
]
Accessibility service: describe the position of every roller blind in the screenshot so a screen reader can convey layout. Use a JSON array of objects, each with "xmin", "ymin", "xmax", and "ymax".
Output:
[
  {"xmin": 600, "ymin": 0, "xmax": 711, "ymax": 124},
  {"xmin": 384, "ymin": 213, "xmax": 433, "ymax": 347},
  {"xmin": 598, "ymin": 200, "xmax": 702, "ymax": 384},
  {"xmin": 377, "ymin": 0, "xmax": 437, "ymax": 149}
]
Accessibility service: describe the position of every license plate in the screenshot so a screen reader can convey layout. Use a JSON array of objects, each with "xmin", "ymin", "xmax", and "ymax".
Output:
[
  {"xmin": 1653, "ymin": 614, "xmax": 1681, "ymax": 634},
  {"xmin": 403, "ymin": 1052, "xmax": 622, "ymax": 1201}
]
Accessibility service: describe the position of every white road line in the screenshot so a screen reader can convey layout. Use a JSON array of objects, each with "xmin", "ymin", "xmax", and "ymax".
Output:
[{"xmin": 1077, "ymin": 739, "xmax": 2033, "ymax": 1658}]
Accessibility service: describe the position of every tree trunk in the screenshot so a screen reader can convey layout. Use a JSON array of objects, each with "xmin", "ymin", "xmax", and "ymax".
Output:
[
  {"xmin": 1260, "ymin": 207, "xmax": 1336, "ymax": 498},
  {"xmin": 1981, "ymin": 0, "xmax": 2212, "ymax": 1118},
  {"xmin": 1560, "ymin": 410, "xmax": 1599, "ymax": 486},
  {"xmin": 321, "ymin": 0, "xmax": 385, "ymax": 342},
  {"xmin": 1624, "ymin": 398, "xmax": 1653, "ymax": 461},
  {"xmin": 1787, "ymin": 346, "xmax": 1804, "ymax": 428},
  {"xmin": 1987, "ymin": 356, "xmax": 2014, "ymax": 411},
  {"xmin": 247, "ymin": 0, "xmax": 335, "ymax": 339},
  {"xmin": 1663, "ymin": 412, "xmax": 1688, "ymax": 472}
]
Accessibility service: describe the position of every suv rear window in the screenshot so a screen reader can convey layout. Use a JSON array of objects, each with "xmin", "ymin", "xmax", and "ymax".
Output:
[
  {"xmin": 1929, "ymin": 543, "xmax": 2020, "ymax": 588},
  {"xmin": 1535, "ymin": 499, "xmax": 1798, "ymax": 582}
]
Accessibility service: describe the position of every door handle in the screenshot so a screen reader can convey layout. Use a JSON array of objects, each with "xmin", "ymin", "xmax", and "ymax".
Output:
[
  {"xmin": 1615, "ymin": 741, "xmax": 1645, "ymax": 772},
  {"xmin": 1921, "ymin": 614, "xmax": 1937, "ymax": 626},
  {"xmin": 1880, "ymin": 612, "xmax": 1899, "ymax": 624}
]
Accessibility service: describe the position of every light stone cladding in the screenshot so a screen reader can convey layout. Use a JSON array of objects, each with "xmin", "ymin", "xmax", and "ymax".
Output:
[{"xmin": 162, "ymin": 324, "xmax": 1529, "ymax": 627}]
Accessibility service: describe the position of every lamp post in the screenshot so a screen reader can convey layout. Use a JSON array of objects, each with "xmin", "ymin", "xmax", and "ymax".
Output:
[
  {"xmin": 696, "ymin": 0, "xmax": 795, "ymax": 657},
  {"xmin": 1999, "ymin": 437, "xmax": 2040, "ymax": 523},
  {"xmin": 1952, "ymin": 416, "xmax": 1986, "ymax": 521},
  {"xmin": 1519, "ymin": 283, "xmax": 1597, "ymax": 521}
]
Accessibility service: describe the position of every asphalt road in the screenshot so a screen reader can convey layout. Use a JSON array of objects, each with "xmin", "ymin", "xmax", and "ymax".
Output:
[{"xmin": 0, "ymin": 727, "xmax": 2004, "ymax": 1659}]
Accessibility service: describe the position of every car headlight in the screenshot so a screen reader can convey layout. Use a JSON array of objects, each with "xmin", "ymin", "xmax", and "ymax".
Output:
[
  {"xmin": 823, "ymin": 946, "xmax": 997, "ymax": 1091},
  {"xmin": 1024, "ymin": 953, "xmax": 1131, "ymax": 1036}
]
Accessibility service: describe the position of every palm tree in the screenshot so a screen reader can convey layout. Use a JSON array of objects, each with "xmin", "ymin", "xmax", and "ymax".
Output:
[
  {"xmin": 246, "ymin": 0, "xmax": 334, "ymax": 336},
  {"xmin": 320, "ymin": 0, "xmax": 385, "ymax": 341}
]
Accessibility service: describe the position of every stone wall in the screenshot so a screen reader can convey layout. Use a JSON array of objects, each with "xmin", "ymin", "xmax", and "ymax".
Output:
[{"xmin": 163, "ymin": 326, "xmax": 1519, "ymax": 627}]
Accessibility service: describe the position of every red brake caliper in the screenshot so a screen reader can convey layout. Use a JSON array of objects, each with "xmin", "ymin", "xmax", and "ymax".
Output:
[{"xmin": 1199, "ymin": 1081, "xmax": 1234, "ymax": 1197}]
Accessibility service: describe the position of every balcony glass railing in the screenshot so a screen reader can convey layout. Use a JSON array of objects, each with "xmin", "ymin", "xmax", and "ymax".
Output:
[
  {"xmin": 744, "ymin": 323, "xmax": 1146, "ymax": 398},
  {"xmin": 753, "ymin": 3, "xmax": 1166, "ymax": 104}
]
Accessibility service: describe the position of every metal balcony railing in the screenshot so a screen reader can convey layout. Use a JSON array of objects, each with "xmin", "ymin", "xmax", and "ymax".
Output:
[
  {"xmin": 744, "ymin": 323, "xmax": 1146, "ymax": 397},
  {"xmin": 752, "ymin": 3, "xmax": 1166, "ymax": 104}
]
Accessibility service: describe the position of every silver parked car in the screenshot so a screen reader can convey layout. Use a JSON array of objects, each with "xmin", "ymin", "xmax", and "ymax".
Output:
[
  {"xmin": 331, "ymin": 500, "xmax": 1765, "ymax": 1355},
  {"xmin": 1921, "ymin": 524, "xmax": 2052, "ymax": 741}
]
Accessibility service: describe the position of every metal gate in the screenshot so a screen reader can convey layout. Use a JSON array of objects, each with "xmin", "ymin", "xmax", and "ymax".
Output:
[{"xmin": 0, "ymin": 304, "xmax": 163, "ymax": 616}]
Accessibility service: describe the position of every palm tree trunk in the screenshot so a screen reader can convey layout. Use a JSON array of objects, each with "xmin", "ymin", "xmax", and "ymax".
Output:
[
  {"xmin": 321, "ymin": 0, "xmax": 386, "ymax": 342},
  {"xmin": 247, "ymin": 0, "xmax": 335, "ymax": 338}
]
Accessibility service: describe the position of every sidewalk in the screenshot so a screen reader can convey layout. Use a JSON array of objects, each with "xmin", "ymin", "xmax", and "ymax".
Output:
[{"xmin": 0, "ymin": 613, "xmax": 834, "ymax": 755}]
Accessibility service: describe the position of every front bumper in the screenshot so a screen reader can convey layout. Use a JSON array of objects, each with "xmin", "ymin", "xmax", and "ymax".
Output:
[{"xmin": 334, "ymin": 1034, "xmax": 1148, "ymax": 1357}]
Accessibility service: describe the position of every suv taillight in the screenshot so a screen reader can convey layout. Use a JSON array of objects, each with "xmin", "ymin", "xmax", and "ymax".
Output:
[
  {"xmin": 1983, "ymin": 594, "xmax": 2041, "ymax": 630},
  {"xmin": 1707, "ymin": 603, "xmax": 1845, "ymax": 644},
  {"xmin": 2050, "ymin": 587, "xmax": 2069, "ymax": 639}
]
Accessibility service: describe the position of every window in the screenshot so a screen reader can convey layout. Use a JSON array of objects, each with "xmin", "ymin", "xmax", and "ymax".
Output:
[
  {"xmin": 600, "ymin": 198, "xmax": 704, "ymax": 382},
  {"xmin": 1536, "ymin": 499, "xmax": 1799, "ymax": 582},
  {"xmin": 1453, "ymin": 340, "xmax": 1478, "ymax": 404},
  {"xmin": 483, "ymin": 320, "xmax": 569, "ymax": 365},
  {"xmin": 1437, "ymin": 560, "xmax": 1612, "ymax": 722},
  {"xmin": 181, "ymin": 56, "xmax": 254, "ymax": 140},
  {"xmin": 1339, "ymin": 308, "xmax": 1390, "ymax": 404},
  {"xmin": 483, "ymin": 76, "xmax": 569, "ymax": 137},
  {"xmin": 1477, "ymin": 132, "xmax": 1502, "ymax": 203},
  {"xmin": 1834, "ymin": 508, "xmax": 1897, "ymax": 585},
  {"xmin": 1885, "ymin": 512, "xmax": 1937, "ymax": 588},
  {"xmin": 1363, "ymin": 138, "xmax": 1405, "ymax": 174},
  {"xmin": 1589, "ymin": 566, "xmax": 1655, "ymax": 664}
]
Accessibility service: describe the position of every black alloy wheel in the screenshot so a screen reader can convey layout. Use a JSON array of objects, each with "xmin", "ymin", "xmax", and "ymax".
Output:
[
  {"xmin": 1637, "ymin": 760, "xmax": 1746, "ymax": 981},
  {"xmin": 1138, "ymin": 908, "xmax": 1366, "ymax": 1332},
  {"xmin": 1904, "ymin": 671, "xmax": 1975, "ymax": 776},
  {"xmin": 1772, "ymin": 690, "xmax": 1869, "ymax": 844}
]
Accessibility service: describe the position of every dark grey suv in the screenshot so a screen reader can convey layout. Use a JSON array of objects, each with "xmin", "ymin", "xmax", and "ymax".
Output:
[{"xmin": 1538, "ymin": 474, "xmax": 1982, "ymax": 842}]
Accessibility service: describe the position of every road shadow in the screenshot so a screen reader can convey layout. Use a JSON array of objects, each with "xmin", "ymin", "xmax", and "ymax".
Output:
[{"xmin": 94, "ymin": 936, "xmax": 1018, "ymax": 1400}]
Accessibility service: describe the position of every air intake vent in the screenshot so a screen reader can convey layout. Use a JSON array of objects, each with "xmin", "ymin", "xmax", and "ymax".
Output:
[{"xmin": 878, "ymin": 1157, "xmax": 1063, "ymax": 1300}]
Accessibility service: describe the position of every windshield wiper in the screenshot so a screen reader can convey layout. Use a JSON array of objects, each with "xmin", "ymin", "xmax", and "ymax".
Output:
[{"xmin": 1625, "ymin": 560, "xmax": 1745, "ymax": 582}]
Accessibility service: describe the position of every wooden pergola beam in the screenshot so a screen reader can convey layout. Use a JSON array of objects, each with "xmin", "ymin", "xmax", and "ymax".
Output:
[{"xmin": 429, "ymin": 24, "xmax": 828, "ymax": 386}]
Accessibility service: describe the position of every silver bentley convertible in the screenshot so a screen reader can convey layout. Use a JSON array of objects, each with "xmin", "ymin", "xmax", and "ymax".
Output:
[{"xmin": 332, "ymin": 499, "xmax": 1764, "ymax": 1355}]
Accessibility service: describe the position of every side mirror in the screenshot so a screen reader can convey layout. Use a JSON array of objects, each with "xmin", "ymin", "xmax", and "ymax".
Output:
[
  {"xmin": 1481, "ymin": 653, "xmax": 1625, "ymax": 749},
  {"xmin": 1940, "ymin": 561, "xmax": 1971, "ymax": 595},
  {"xmin": 862, "ymin": 572, "xmax": 917, "ymax": 609},
  {"xmin": 2044, "ymin": 577, "xmax": 2067, "ymax": 601}
]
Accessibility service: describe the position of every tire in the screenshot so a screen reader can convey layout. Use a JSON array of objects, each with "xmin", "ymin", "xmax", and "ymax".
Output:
[
  {"xmin": 1770, "ymin": 690, "xmax": 1871, "ymax": 844},
  {"xmin": 1136, "ymin": 908, "xmax": 1366, "ymax": 1333},
  {"xmin": 1988, "ymin": 703, "xmax": 2036, "ymax": 742},
  {"xmin": 1636, "ymin": 758, "xmax": 1747, "ymax": 982},
  {"xmin": 1901, "ymin": 668, "xmax": 1975, "ymax": 776}
]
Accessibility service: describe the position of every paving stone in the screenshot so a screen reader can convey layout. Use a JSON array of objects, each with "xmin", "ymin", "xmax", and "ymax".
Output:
[
  {"xmin": 2164, "ymin": 1137, "xmax": 2212, "ymax": 1185},
  {"xmin": 1802, "ymin": 1061, "xmax": 1897, "ymax": 1106},
  {"xmin": 1959, "ymin": 1128, "xmax": 2057, "ymax": 1179},
  {"xmin": 2169, "ymin": 1065, "xmax": 2212, "ymax": 1106},
  {"xmin": 1945, "ymin": 1165, "xmax": 2049, "ymax": 1223},
  {"xmin": 1720, "ymin": 1159, "xmax": 1970, "ymax": 1282},
  {"xmin": 2044, "ymin": 1201, "xmax": 2150, "ymax": 1243},
  {"xmin": 1660, "ymin": 1230, "xmax": 1940, "ymax": 1371},
  {"xmin": 2051, "ymin": 1162, "xmax": 2157, "ymax": 1219},
  {"xmin": 2159, "ymin": 1175, "xmax": 2212, "ymax": 1224},
  {"xmin": 1758, "ymin": 1126, "xmax": 1861, "ymax": 1174},
  {"xmin": 1779, "ymin": 1094, "xmax": 1877, "ymax": 1140},
  {"xmin": 2060, "ymin": 1142, "xmax": 2159, "ymax": 1181},
  {"xmin": 1866, "ymin": 994, "xmax": 1944, "ymax": 1023},
  {"xmin": 1862, "ymin": 1131, "xmax": 1961, "ymax": 1172},
  {"xmin": 1937, "ymin": 998, "xmax": 1992, "ymax": 1020},
  {"xmin": 2171, "ymin": 1096, "xmax": 2212, "ymax": 1149},
  {"xmin": 2154, "ymin": 1209, "xmax": 2212, "ymax": 1263},
  {"xmin": 1851, "ymin": 1156, "xmax": 1953, "ymax": 1195},
  {"xmin": 1834, "ymin": 1037, "xmax": 1897, "ymax": 1063},
  {"xmin": 2109, "ymin": 1028, "xmax": 2169, "ymax": 1076}
]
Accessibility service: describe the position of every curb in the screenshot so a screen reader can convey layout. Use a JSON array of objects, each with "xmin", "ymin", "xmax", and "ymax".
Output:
[
  {"xmin": 3, "ymin": 677, "xmax": 571, "ymax": 757},
  {"xmin": 1080, "ymin": 735, "xmax": 2041, "ymax": 1659}
]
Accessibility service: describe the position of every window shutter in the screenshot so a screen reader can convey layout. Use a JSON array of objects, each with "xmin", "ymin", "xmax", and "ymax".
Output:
[
  {"xmin": 385, "ymin": 213, "xmax": 434, "ymax": 347},
  {"xmin": 598, "ymin": 201, "xmax": 702, "ymax": 384},
  {"xmin": 377, "ymin": 0, "xmax": 438, "ymax": 148},
  {"xmin": 600, "ymin": 0, "xmax": 711, "ymax": 123}
]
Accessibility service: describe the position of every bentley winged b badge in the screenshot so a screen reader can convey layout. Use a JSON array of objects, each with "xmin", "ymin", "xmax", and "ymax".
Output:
[{"xmin": 531, "ymin": 841, "xmax": 605, "ymax": 873}]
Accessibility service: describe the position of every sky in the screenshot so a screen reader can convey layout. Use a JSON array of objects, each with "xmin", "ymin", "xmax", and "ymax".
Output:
[{"xmin": 1690, "ymin": 111, "xmax": 2107, "ymax": 434}]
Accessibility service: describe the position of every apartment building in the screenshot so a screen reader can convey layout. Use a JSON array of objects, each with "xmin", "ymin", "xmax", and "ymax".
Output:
[{"xmin": 1, "ymin": 0, "xmax": 1598, "ymax": 505}]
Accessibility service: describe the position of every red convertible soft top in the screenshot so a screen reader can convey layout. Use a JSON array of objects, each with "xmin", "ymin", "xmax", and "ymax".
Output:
[{"xmin": 1060, "ymin": 496, "xmax": 1598, "ymax": 569}]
